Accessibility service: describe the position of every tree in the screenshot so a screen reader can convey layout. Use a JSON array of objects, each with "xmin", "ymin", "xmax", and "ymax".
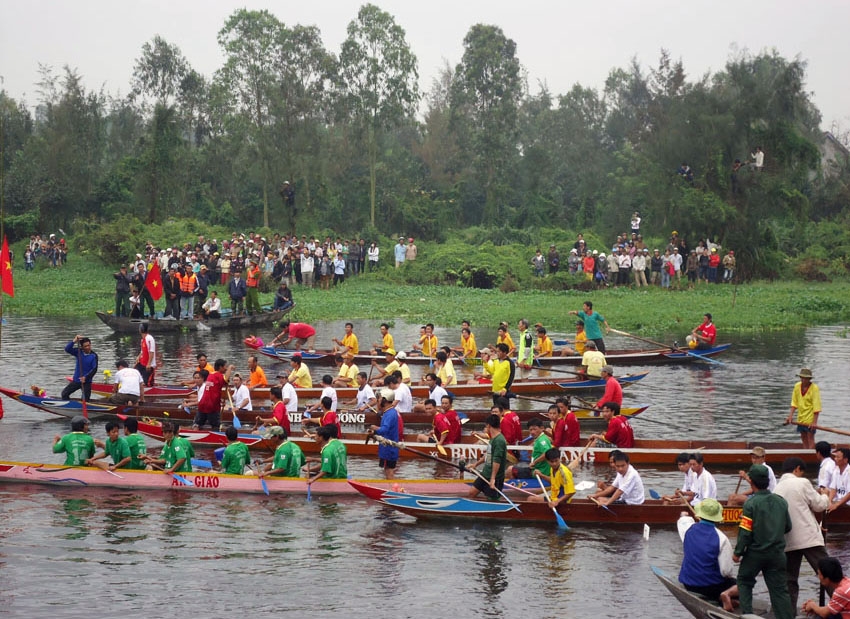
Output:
[
  {"xmin": 217, "ymin": 9, "xmax": 282, "ymax": 228},
  {"xmin": 338, "ymin": 3, "xmax": 419, "ymax": 227},
  {"xmin": 450, "ymin": 24, "xmax": 523, "ymax": 223}
]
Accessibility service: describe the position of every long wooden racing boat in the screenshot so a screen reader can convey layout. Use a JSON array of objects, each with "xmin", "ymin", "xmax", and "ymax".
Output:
[
  {"xmin": 245, "ymin": 340, "xmax": 731, "ymax": 367},
  {"xmin": 349, "ymin": 481, "xmax": 850, "ymax": 527},
  {"xmin": 0, "ymin": 386, "xmax": 644, "ymax": 429},
  {"xmin": 95, "ymin": 305, "xmax": 291, "ymax": 334},
  {"xmin": 0, "ymin": 460, "xmax": 480, "ymax": 496},
  {"xmin": 80, "ymin": 372, "xmax": 650, "ymax": 402},
  {"xmin": 134, "ymin": 420, "xmax": 818, "ymax": 465},
  {"xmin": 652, "ymin": 566, "xmax": 769, "ymax": 618}
]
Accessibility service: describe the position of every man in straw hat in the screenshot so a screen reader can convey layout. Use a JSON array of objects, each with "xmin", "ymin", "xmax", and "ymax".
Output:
[
  {"xmin": 784, "ymin": 368, "xmax": 821, "ymax": 449},
  {"xmin": 677, "ymin": 497, "xmax": 738, "ymax": 610}
]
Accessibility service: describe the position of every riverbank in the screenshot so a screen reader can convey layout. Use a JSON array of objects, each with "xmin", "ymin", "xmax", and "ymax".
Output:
[{"xmin": 2, "ymin": 256, "xmax": 849, "ymax": 336}]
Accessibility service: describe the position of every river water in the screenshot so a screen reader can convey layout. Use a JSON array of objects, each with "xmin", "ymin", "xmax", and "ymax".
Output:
[{"xmin": 0, "ymin": 318, "xmax": 848, "ymax": 618}]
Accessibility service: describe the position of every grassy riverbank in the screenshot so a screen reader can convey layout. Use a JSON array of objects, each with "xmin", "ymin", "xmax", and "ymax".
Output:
[{"xmin": 2, "ymin": 255, "xmax": 849, "ymax": 336}]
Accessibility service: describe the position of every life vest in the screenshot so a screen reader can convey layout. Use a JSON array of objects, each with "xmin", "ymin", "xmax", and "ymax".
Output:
[{"xmin": 179, "ymin": 272, "xmax": 197, "ymax": 293}]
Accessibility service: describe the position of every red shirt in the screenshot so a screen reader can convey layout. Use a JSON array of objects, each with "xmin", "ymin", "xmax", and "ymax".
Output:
[
  {"xmin": 696, "ymin": 321, "xmax": 717, "ymax": 345},
  {"xmin": 553, "ymin": 412, "xmax": 581, "ymax": 447},
  {"xmin": 288, "ymin": 323, "xmax": 316, "ymax": 339},
  {"xmin": 501, "ymin": 411, "xmax": 522, "ymax": 445},
  {"xmin": 321, "ymin": 410, "xmax": 342, "ymax": 439},
  {"xmin": 444, "ymin": 410, "xmax": 461, "ymax": 444},
  {"xmin": 604, "ymin": 415, "xmax": 635, "ymax": 448},
  {"xmin": 198, "ymin": 372, "xmax": 227, "ymax": 414},
  {"xmin": 596, "ymin": 376, "xmax": 623, "ymax": 409},
  {"xmin": 433, "ymin": 412, "xmax": 450, "ymax": 441},
  {"xmin": 272, "ymin": 400, "xmax": 291, "ymax": 435}
]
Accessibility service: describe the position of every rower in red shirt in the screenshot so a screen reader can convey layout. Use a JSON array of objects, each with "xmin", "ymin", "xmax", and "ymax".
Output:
[
  {"xmin": 686, "ymin": 312, "xmax": 717, "ymax": 350},
  {"xmin": 441, "ymin": 394, "xmax": 462, "ymax": 444},
  {"xmin": 552, "ymin": 397, "xmax": 581, "ymax": 447},
  {"xmin": 494, "ymin": 396, "xmax": 522, "ymax": 446},
  {"xmin": 589, "ymin": 401, "xmax": 635, "ymax": 448},
  {"xmin": 254, "ymin": 385, "xmax": 291, "ymax": 436},
  {"xmin": 595, "ymin": 365, "xmax": 623, "ymax": 410}
]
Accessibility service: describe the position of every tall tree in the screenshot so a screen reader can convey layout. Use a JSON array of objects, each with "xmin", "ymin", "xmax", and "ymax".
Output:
[
  {"xmin": 217, "ymin": 9, "xmax": 282, "ymax": 227},
  {"xmin": 450, "ymin": 24, "xmax": 523, "ymax": 223},
  {"xmin": 338, "ymin": 3, "xmax": 419, "ymax": 227}
]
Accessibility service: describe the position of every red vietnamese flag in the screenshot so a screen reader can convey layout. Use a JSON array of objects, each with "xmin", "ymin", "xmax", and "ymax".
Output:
[
  {"xmin": 144, "ymin": 263, "xmax": 163, "ymax": 300},
  {"xmin": 0, "ymin": 236, "xmax": 14, "ymax": 297}
]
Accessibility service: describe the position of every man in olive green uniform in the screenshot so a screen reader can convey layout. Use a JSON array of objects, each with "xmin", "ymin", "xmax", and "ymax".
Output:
[{"xmin": 733, "ymin": 464, "xmax": 794, "ymax": 619}]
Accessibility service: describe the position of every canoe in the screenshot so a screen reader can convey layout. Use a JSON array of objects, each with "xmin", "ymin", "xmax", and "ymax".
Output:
[
  {"xmin": 94, "ymin": 305, "xmax": 291, "ymax": 334},
  {"xmin": 0, "ymin": 460, "xmax": 480, "ymax": 496},
  {"xmin": 651, "ymin": 566, "xmax": 768, "ymax": 618},
  {"xmin": 134, "ymin": 420, "xmax": 818, "ymax": 466},
  {"xmin": 66, "ymin": 378, "xmax": 194, "ymax": 398},
  {"xmin": 245, "ymin": 340, "xmax": 731, "ymax": 367},
  {"xmin": 0, "ymin": 386, "xmax": 643, "ymax": 429},
  {"xmin": 349, "ymin": 481, "xmax": 850, "ymax": 527},
  {"xmin": 84, "ymin": 372, "xmax": 651, "ymax": 402}
]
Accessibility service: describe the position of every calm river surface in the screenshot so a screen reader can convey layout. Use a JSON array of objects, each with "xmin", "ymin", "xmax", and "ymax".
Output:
[{"xmin": 0, "ymin": 318, "xmax": 848, "ymax": 618}]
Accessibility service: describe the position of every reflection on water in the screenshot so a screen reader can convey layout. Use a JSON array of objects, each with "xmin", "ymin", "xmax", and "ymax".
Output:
[{"xmin": 0, "ymin": 319, "xmax": 849, "ymax": 616}]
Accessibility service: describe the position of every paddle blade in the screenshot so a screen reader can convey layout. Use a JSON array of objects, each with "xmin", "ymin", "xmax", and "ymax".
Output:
[
  {"xmin": 649, "ymin": 489, "xmax": 662, "ymax": 500},
  {"xmin": 436, "ymin": 443, "xmax": 447, "ymax": 457},
  {"xmin": 191, "ymin": 458, "xmax": 212, "ymax": 469},
  {"xmin": 172, "ymin": 473, "xmax": 194, "ymax": 486},
  {"xmin": 261, "ymin": 477, "xmax": 270, "ymax": 496},
  {"xmin": 306, "ymin": 483, "xmax": 312, "ymax": 502},
  {"xmin": 232, "ymin": 413, "xmax": 242, "ymax": 429},
  {"xmin": 554, "ymin": 509, "xmax": 569, "ymax": 531}
]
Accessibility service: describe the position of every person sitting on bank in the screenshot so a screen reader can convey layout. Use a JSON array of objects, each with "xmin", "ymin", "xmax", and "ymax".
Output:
[
  {"xmin": 677, "ymin": 498, "xmax": 738, "ymax": 611},
  {"xmin": 273, "ymin": 281, "xmax": 293, "ymax": 311},
  {"xmin": 201, "ymin": 290, "xmax": 221, "ymax": 319}
]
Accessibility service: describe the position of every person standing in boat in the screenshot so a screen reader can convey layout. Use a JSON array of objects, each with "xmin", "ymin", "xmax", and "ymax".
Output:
[
  {"xmin": 733, "ymin": 464, "xmax": 794, "ymax": 619},
  {"xmin": 135, "ymin": 323, "xmax": 156, "ymax": 386},
  {"xmin": 52, "ymin": 416, "xmax": 95, "ymax": 466},
  {"xmin": 466, "ymin": 414, "xmax": 508, "ymax": 500},
  {"xmin": 369, "ymin": 388, "xmax": 402, "ymax": 480},
  {"xmin": 569, "ymin": 301, "xmax": 610, "ymax": 353},
  {"xmin": 60, "ymin": 335, "xmax": 98, "ymax": 402},
  {"xmin": 194, "ymin": 359, "xmax": 233, "ymax": 430},
  {"xmin": 784, "ymin": 368, "xmax": 821, "ymax": 449},
  {"xmin": 677, "ymin": 498, "xmax": 738, "ymax": 610},
  {"xmin": 481, "ymin": 343, "xmax": 515, "ymax": 405},
  {"xmin": 588, "ymin": 402, "xmax": 635, "ymax": 449}
]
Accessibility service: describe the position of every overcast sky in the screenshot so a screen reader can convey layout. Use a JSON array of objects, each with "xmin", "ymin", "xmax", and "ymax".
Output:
[{"xmin": 1, "ymin": 0, "xmax": 848, "ymax": 131}]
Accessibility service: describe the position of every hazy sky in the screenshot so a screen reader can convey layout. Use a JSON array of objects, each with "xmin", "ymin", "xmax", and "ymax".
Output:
[{"xmin": 2, "ymin": 0, "xmax": 848, "ymax": 130}]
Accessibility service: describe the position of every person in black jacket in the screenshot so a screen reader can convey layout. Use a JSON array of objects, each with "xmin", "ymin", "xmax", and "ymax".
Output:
[{"xmin": 114, "ymin": 264, "xmax": 133, "ymax": 317}]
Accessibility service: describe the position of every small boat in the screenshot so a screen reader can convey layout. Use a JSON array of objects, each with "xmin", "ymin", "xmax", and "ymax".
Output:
[
  {"xmin": 0, "ymin": 386, "xmax": 644, "ymax": 430},
  {"xmin": 134, "ymin": 421, "xmax": 814, "ymax": 466},
  {"xmin": 246, "ymin": 340, "xmax": 731, "ymax": 367},
  {"xmin": 85, "ymin": 373, "xmax": 650, "ymax": 402},
  {"xmin": 95, "ymin": 305, "xmax": 291, "ymax": 334},
  {"xmin": 652, "ymin": 566, "xmax": 769, "ymax": 618}
]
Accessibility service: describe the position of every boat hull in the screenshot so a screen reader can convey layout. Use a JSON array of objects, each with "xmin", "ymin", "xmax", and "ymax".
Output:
[
  {"xmin": 95, "ymin": 306, "xmax": 291, "ymax": 334},
  {"xmin": 652, "ymin": 566, "xmax": 769, "ymax": 618}
]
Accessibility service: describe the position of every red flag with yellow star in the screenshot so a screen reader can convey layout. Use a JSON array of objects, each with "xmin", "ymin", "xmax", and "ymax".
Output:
[
  {"xmin": 0, "ymin": 236, "xmax": 14, "ymax": 297},
  {"xmin": 144, "ymin": 263, "xmax": 163, "ymax": 300}
]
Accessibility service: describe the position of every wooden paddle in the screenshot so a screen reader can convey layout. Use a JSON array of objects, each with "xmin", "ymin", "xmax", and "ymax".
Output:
[
  {"xmin": 148, "ymin": 461, "xmax": 195, "ymax": 486},
  {"xmin": 808, "ymin": 423, "xmax": 850, "ymax": 438},
  {"xmin": 465, "ymin": 466, "xmax": 522, "ymax": 512},
  {"xmin": 472, "ymin": 432, "xmax": 518, "ymax": 465},
  {"xmin": 535, "ymin": 471, "xmax": 568, "ymax": 530},
  {"xmin": 77, "ymin": 338, "xmax": 88, "ymax": 419},
  {"xmin": 569, "ymin": 438, "xmax": 596, "ymax": 471},
  {"xmin": 531, "ymin": 366, "xmax": 585, "ymax": 377},
  {"xmin": 609, "ymin": 328, "xmax": 724, "ymax": 365},
  {"xmin": 254, "ymin": 463, "xmax": 270, "ymax": 496},
  {"xmin": 225, "ymin": 383, "xmax": 241, "ymax": 429},
  {"xmin": 588, "ymin": 495, "xmax": 616, "ymax": 515}
]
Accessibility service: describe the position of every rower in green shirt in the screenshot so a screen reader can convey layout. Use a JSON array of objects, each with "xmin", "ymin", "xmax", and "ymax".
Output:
[
  {"xmin": 220, "ymin": 426, "xmax": 250, "ymax": 474},
  {"xmin": 257, "ymin": 425, "xmax": 306, "ymax": 478},
  {"xmin": 142, "ymin": 420, "xmax": 194, "ymax": 474},
  {"xmin": 306, "ymin": 425, "xmax": 348, "ymax": 486},
  {"xmin": 52, "ymin": 416, "xmax": 95, "ymax": 466},
  {"xmin": 468, "ymin": 413, "xmax": 508, "ymax": 499},
  {"xmin": 87, "ymin": 421, "xmax": 131, "ymax": 471},
  {"xmin": 122, "ymin": 417, "xmax": 147, "ymax": 470}
]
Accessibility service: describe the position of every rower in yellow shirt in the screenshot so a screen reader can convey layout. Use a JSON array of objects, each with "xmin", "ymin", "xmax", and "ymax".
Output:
[
  {"xmin": 371, "ymin": 323, "xmax": 395, "ymax": 355},
  {"xmin": 332, "ymin": 322, "xmax": 359, "ymax": 355},
  {"xmin": 535, "ymin": 326, "xmax": 554, "ymax": 358}
]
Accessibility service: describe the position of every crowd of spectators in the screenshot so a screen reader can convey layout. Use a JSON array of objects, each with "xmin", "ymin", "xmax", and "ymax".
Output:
[
  {"xmin": 24, "ymin": 234, "xmax": 68, "ymax": 269},
  {"xmin": 534, "ymin": 228, "xmax": 736, "ymax": 289}
]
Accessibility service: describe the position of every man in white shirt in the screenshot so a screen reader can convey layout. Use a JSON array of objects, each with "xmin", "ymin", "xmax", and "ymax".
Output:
[
  {"xmin": 413, "ymin": 373, "xmax": 448, "ymax": 414},
  {"xmin": 202, "ymin": 290, "xmax": 221, "ymax": 319},
  {"xmin": 774, "ymin": 456, "xmax": 830, "ymax": 611},
  {"xmin": 351, "ymin": 372, "xmax": 376, "ymax": 412},
  {"xmin": 228, "ymin": 373, "xmax": 252, "ymax": 413},
  {"xmin": 685, "ymin": 453, "xmax": 716, "ymax": 505},
  {"xmin": 306, "ymin": 374, "xmax": 337, "ymax": 415},
  {"xmin": 108, "ymin": 359, "xmax": 145, "ymax": 405},
  {"xmin": 661, "ymin": 452, "xmax": 697, "ymax": 503},
  {"xmin": 276, "ymin": 373, "xmax": 298, "ymax": 414},
  {"xmin": 828, "ymin": 447, "xmax": 850, "ymax": 512},
  {"xmin": 816, "ymin": 440, "xmax": 837, "ymax": 491},
  {"xmin": 591, "ymin": 450, "xmax": 645, "ymax": 506},
  {"xmin": 388, "ymin": 374, "xmax": 413, "ymax": 414}
]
